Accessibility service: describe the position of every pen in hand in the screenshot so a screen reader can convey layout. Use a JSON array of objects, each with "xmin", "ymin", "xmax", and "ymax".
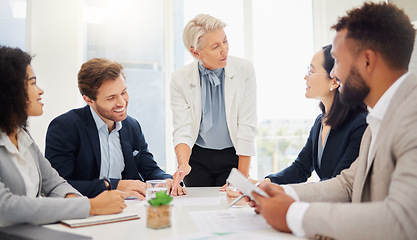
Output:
[
  {"xmin": 103, "ymin": 177, "xmax": 112, "ymax": 191},
  {"xmin": 228, "ymin": 182, "xmax": 261, "ymax": 207}
]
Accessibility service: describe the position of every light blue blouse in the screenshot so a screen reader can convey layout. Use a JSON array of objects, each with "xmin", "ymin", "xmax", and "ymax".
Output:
[{"xmin": 196, "ymin": 63, "xmax": 233, "ymax": 150}]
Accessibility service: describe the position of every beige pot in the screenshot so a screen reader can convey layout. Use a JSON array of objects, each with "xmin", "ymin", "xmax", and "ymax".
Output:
[{"xmin": 146, "ymin": 205, "xmax": 171, "ymax": 229}]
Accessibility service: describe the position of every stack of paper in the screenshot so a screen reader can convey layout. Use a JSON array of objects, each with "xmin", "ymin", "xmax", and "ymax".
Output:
[{"xmin": 60, "ymin": 212, "xmax": 140, "ymax": 228}]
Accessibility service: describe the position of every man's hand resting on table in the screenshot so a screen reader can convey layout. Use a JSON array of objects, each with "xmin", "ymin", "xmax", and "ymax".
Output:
[{"xmin": 116, "ymin": 179, "xmax": 147, "ymax": 200}]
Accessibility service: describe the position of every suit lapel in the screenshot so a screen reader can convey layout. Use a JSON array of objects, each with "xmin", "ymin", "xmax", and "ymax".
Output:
[
  {"xmin": 312, "ymin": 120, "xmax": 321, "ymax": 176},
  {"xmin": 352, "ymin": 127, "xmax": 372, "ymax": 202},
  {"xmin": 83, "ymin": 106, "xmax": 102, "ymax": 171},
  {"xmin": 27, "ymin": 144, "xmax": 42, "ymax": 197},
  {"xmin": 190, "ymin": 61, "xmax": 202, "ymax": 126},
  {"xmin": 359, "ymin": 73, "xmax": 417, "ymax": 200},
  {"xmin": 365, "ymin": 74, "xmax": 416, "ymax": 176},
  {"xmin": 224, "ymin": 60, "xmax": 237, "ymax": 122},
  {"xmin": 118, "ymin": 124, "xmax": 138, "ymax": 179}
]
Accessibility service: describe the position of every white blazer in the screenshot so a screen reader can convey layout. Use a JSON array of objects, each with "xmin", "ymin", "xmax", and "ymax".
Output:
[{"xmin": 170, "ymin": 56, "xmax": 257, "ymax": 156}]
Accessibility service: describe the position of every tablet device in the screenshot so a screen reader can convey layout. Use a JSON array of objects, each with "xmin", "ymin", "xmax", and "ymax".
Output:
[{"xmin": 226, "ymin": 168, "xmax": 269, "ymax": 201}]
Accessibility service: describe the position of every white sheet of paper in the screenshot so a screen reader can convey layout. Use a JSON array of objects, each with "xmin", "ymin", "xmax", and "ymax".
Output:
[
  {"xmin": 60, "ymin": 211, "xmax": 139, "ymax": 227},
  {"xmin": 188, "ymin": 208, "xmax": 270, "ymax": 233},
  {"xmin": 163, "ymin": 231, "xmax": 281, "ymax": 240},
  {"xmin": 171, "ymin": 196, "xmax": 222, "ymax": 206}
]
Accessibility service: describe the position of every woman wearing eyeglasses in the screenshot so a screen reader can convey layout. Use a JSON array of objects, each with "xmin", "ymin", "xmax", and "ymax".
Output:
[
  {"xmin": 170, "ymin": 14, "xmax": 257, "ymax": 193},
  {"xmin": 0, "ymin": 46, "xmax": 128, "ymax": 227},
  {"xmin": 265, "ymin": 45, "xmax": 368, "ymax": 184}
]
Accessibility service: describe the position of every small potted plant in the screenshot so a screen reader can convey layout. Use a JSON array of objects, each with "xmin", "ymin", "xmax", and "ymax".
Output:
[{"xmin": 146, "ymin": 191, "xmax": 173, "ymax": 229}]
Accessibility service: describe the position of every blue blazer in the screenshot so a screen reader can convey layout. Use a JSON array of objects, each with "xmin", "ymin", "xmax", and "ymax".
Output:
[
  {"xmin": 266, "ymin": 113, "xmax": 368, "ymax": 184},
  {"xmin": 45, "ymin": 106, "xmax": 172, "ymax": 198}
]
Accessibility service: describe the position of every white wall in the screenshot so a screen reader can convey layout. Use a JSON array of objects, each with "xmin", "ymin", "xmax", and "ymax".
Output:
[
  {"xmin": 26, "ymin": 0, "xmax": 84, "ymax": 152},
  {"xmin": 312, "ymin": 0, "xmax": 387, "ymax": 51},
  {"xmin": 312, "ymin": 0, "xmax": 417, "ymax": 73},
  {"xmin": 390, "ymin": 0, "xmax": 417, "ymax": 73}
]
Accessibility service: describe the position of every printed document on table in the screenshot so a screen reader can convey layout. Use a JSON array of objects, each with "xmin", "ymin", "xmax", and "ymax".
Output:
[
  {"xmin": 188, "ymin": 208, "xmax": 270, "ymax": 233},
  {"xmin": 164, "ymin": 231, "xmax": 288, "ymax": 240},
  {"xmin": 172, "ymin": 196, "xmax": 222, "ymax": 206}
]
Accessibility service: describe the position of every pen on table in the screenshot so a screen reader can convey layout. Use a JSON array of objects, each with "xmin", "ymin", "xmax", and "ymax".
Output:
[
  {"xmin": 103, "ymin": 177, "xmax": 112, "ymax": 191},
  {"xmin": 228, "ymin": 182, "xmax": 260, "ymax": 207}
]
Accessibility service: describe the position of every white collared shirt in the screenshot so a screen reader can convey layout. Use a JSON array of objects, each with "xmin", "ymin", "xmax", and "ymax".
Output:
[
  {"xmin": 284, "ymin": 72, "xmax": 410, "ymax": 237},
  {"xmin": 0, "ymin": 128, "xmax": 40, "ymax": 197},
  {"xmin": 90, "ymin": 106, "xmax": 125, "ymax": 179}
]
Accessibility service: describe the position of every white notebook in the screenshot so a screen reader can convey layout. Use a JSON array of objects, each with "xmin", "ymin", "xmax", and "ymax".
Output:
[{"xmin": 60, "ymin": 212, "xmax": 140, "ymax": 228}]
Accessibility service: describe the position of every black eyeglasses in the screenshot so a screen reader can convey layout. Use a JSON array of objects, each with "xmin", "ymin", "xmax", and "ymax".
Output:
[{"xmin": 307, "ymin": 66, "xmax": 329, "ymax": 79}]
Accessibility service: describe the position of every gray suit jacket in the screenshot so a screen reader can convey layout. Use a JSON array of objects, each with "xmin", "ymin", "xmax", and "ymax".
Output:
[
  {"xmin": 0, "ymin": 130, "xmax": 90, "ymax": 227},
  {"xmin": 291, "ymin": 72, "xmax": 417, "ymax": 240}
]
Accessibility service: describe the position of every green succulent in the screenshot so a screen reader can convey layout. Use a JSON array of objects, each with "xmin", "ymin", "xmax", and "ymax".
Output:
[{"xmin": 148, "ymin": 191, "xmax": 173, "ymax": 206}]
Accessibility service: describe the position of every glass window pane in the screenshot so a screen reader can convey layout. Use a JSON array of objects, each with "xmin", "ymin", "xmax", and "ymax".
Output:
[
  {"xmin": 0, "ymin": 0, "xmax": 26, "ymax": 49},
  {"xmin": 84, "ymin": 0, "xmax": 166, "ymax": 169},
  {"xmin": 253, "ymin": 0, "xmax": 317, "ymax": 179}
]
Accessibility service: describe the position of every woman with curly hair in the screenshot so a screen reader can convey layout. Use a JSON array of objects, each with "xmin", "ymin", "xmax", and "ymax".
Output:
[{"xmin": 0, "ymin": 46, "xmax": 127, "ymax": 227}]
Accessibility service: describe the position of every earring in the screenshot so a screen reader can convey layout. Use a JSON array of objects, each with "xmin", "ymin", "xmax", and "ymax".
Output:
[{"xmin": 330, "ymin": 88, "xmax": 333, "ymax": 92}]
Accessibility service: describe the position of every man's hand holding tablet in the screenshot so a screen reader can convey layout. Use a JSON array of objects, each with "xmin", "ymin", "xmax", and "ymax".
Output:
[{"xmin": 226, "ymin": 168, "xmax": 269, "ymax": 202}]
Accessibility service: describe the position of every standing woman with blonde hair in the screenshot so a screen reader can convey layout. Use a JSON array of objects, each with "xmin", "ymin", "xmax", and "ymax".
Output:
[{"xmin": 170, "ymin": 14, "xmax": 257, "ymax": 192}]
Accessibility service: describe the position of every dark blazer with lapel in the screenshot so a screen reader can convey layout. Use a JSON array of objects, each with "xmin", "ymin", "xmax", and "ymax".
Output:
[
  {"xmin": 267, "ymin": 112, "xmax": 368, "ymax": 184},
  {"xmin": 45, "ymin": 106, "xmax": 171, "ymax": 198}
]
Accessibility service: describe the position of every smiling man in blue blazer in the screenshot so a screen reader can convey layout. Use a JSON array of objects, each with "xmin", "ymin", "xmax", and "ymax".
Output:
[{"xmin": 45, "ymin": 58, "xmax": 185, "ymax": 198}]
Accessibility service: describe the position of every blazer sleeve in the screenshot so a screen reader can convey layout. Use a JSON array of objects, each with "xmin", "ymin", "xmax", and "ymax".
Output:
[
  {"xmin": 170, "ymin": 68, "xmax": 195, "ymax": 149},
  {"xmin": 234, "ymin": 61, "xmax": 257, "ymax": 156},
  {"xmin": 326, "ymin": 114, "xmax": 368, "ymax": 180},
  {"xmin": 0, "ymin": 142, "xmax": 90, "ymax": 227},
  {"xmin": 266, "ymin": 117, "xmax": 319, "ymax": 184},
  {"xmin": 45, "ymin": 115, "xmax": 107, "ymax": 198},
  {"xmin": 290, "ymin": 159, "xmax": 357, "ymax": 203},
  {"xmin": 297, "ymin": 124, "xmax": 417, "ymax": 240}
]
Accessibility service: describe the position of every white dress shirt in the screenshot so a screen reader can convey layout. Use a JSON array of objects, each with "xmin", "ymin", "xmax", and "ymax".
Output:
[
  {"xmin": 90, "ymin": 106, "xmax": 125, "ymax": 179},
  {"xmin": 284, "ymin": 72, "xmax": 410, "ymax": 237},
  {"xmin": 0, "ymin": 128, "xmax": 39, "ymax": 197}
]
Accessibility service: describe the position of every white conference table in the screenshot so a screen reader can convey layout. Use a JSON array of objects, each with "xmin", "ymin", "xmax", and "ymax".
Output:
[{"xmin": 45, "ymin": 187, "xmax": 306, "ymax": 240}]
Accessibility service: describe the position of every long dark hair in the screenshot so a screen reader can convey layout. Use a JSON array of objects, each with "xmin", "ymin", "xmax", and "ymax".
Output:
[
  {"xmin": 319, "ymin": 44, "xmax": 367, "ymax": 128},
  {"xmin": 0, "ymin": 46, "xmax": 32, "ymax": 135}
]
